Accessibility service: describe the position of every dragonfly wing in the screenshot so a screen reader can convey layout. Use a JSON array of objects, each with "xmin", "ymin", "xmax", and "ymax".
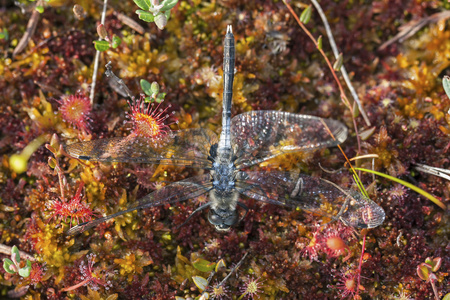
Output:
[
  {"xmin": 236, "ymin": 170, "xmax": 385, "ymax": 229},
  {"xmin": 66, "ymin": 174, "xmax": 213, "ymax": 235},
  {"xmin": 64, "ymin": 128, "xmax": 218, "ymax": 169},
  {"xmin": 230, "ymin": 111, "xmax": 348, "ymax": 169}
]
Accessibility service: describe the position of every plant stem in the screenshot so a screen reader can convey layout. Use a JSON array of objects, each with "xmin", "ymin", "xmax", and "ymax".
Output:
[
  {"xmin": 90, "ymin": 0, "xmax": 109, "ymax": 105},
  {"xmin": 61, "ymin": 278, "xmax": 90, "ymax": 292},
  {"xmin": 310, "ymin": 0, "xmax": 371, "ymax": 127},
  {"xmin": 356, "ymin": 234, "xmax": 367, "ymax": 297},
  {"xmin": 283, "ymin": 1, "xmax": 362, "ymax": 153}
]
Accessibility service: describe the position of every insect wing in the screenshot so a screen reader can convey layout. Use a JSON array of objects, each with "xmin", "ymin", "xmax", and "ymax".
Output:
[
  {"xmin": 65, "ymin": 128, "xmax": 218, "ymax": 169},
  {"xmin": 230, "ymin": 111, "xmax": 348, "ymax": 169},
  {"xmin": 236, "ymin": 170, "xmax": 385, "ymax": 229},
  {"xmin": 66, "ymin": 174, "xmax": 213, "ymax": 235}
]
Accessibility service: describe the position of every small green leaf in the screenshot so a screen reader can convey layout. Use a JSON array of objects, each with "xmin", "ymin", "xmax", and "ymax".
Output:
[
  {"xmin": 442, "ymin": 292, "xmax": 450, "ymax": 300},
  {"xmin": 48, "ymin": 157, "xmax": 57, "ymax": 169},
  {"xmin": 3, "ymin": 258, "xmax": 17, "ymax": 274},
  {"xmin": 417, "ymin": 263, "xmax": 430, "ymax": 281},
  {"xmin": 299, "ymin": 5, "xmax": 312, "ymax": 24},
  {"xmin": 215, "ymin": 259, "xmax": 226, "ymax": 272},
  {"xmin": 0, "ymin": 28, "xmax": 9, "ymax": 41},
  {"xmin": 156, "ymin": 93, "xmax": 166, "ymax": 102},
  {"xmin": 358, "ymin": 127, "xmax": 376, "ymax": 141},
  {"xmin": 443, "ymin": 75, "xmax": 450, "ymax": 100},
  {"xmin": 11, "ymin": 245, "xmax": 20, "ymax": 264},
  {"xmin": 133, "ymin": 0, "xmax": 150, "ymax": 11},
  {"xmin": 427, "ymin": 257, "xmax": 442, "ymax": 272},
  {"xmin": 333, "ymin": 53, "xmax": 343, "ymax": 71},
  {"xmin": 150, "ymin": 82, "xmax": 160, "ymax": 94},
  {"xmin": 317, "ymin": 35, "xmax": 322, "ymax": 50},
  {"xmin": 112, "ymin": 35, "xmax": 122, "ymax": 49},
  {"xmin": 192, "ymin": 276, "xmax": 208, "ymax": 291},
  {"xmin": 164, "ymin": 10, "xmax": 171, "ymax": 21},
  {"xmin": 35, "ymin": 5, "xmax": 44, "ymax": 13},
  {"xmin": 136, "ymin": 10, "xmax": 154, "ymax": 22},
  {"xmin": 154, "ymin": 13, "xmax": 167, "ymax": 30},
  {"xmin": 140, "ymin": 79, "xmax": 152, "ymax": 95},
  {"xmin": 160, "ymin": 0, "xmax": 178, "ymax": 11},
  {"xmin": 144, "ymin": 96, "xmax": 151, "ymax": 103},
  {"xmin": 352, "ymin": 99, "xmax": 359, "ymax": 118},
  {"xmin": 18, "ymin": 265, "xmax": 31, "ymax": 278},
  {"xmin": 192, "ymin": 258, "xmax": 216, "ymax": 272},
  {"xmin": 94, "ymin": 40, "xmax": 110, "ymax": 52}
]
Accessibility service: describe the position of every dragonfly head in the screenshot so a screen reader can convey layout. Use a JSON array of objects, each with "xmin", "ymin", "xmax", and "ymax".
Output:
[{"xmin": 208, "ymin": 208, "xmax": 238, "ymax": 231}]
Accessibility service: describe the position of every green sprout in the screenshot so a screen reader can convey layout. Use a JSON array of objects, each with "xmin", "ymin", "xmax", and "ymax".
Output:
[
  {"xmin": 0, "ymin": 28, "xmax": 9, "ymax": 40},
  {"xmin": 134, "ymin": 0, "xmax": 178, "ymax": 30},
  {"xmin": 417, "ymin": 257, "xmax": 442, "ymax": 300},
  {"xmin": 140, "ymin": 79, "xmax": 166, "ymax": 103},
  {"xmin": 26, "ymin": 0, "xmax": 50, "ymax": 13},
  {"xmin": 3, "ymin": 246, "xmax": 32, "ymax": 278},
  {"xmin": 94, "ymin": 24, "xmax": 122, "ymax": 52}
]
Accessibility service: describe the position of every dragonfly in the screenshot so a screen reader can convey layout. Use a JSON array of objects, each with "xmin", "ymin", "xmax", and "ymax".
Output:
[{"xmin": 65, "ymin": 25, "xmax": 385, "ymax": 235}]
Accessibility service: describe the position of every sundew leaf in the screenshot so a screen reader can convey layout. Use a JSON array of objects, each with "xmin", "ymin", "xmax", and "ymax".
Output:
[
  {"xmin": 133, "ymin": 0, "xmax": 150, "ymax": 11},
  {"xmin": 136, "ymin": 10, "xmax": 154, "ymax": 22},
  {"xmin": 94, "ymin": 40, "xmax": 110, "ymax": 52}
]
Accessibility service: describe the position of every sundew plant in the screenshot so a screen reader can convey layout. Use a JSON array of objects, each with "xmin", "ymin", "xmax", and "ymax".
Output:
[{"xmin": 0, "ymin": 0, "xmax": 449, "ymax": 299}]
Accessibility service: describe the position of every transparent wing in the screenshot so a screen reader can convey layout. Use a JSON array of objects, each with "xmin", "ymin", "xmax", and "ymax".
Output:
[
  {"xmin": 64, "ymin": 128, "xmax": 218, "ymax": 169},
  {"xmin": 236, "ymin": 170, "xmax": 385, "ymax": 229},
  {"xmin": 230, "ymin": 111, "xmax": 348, "ymax": 169},
  {"xmin": 66, "ymin": 174, "xmax": 213, "ymax": 235}
]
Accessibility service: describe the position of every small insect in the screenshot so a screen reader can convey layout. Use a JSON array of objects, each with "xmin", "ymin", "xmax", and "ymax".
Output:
[{"xmin": 65, "ymin": 26, "xmax": 385, "ymax": 235}]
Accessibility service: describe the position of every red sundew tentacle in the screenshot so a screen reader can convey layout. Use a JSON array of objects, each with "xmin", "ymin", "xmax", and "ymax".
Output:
[
  {"xmin": 126, "ymin": 95, "xmax": 176, "ymax": 140},
  {"xmin": 57, "ymin": 92, "xmax": 92, "ymax": 133},
  {"xmin": 47, "ymin": 182, "xmax": 96, "ymax": 227}
]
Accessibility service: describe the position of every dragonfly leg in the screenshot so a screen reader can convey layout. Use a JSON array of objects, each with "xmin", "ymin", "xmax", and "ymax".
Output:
[
  {"xmin": 175, "ymin": 202, "xmax": 211, "ymax": 230},
  {"xmin": 237, "ymin": 201, "xmax": 249, "ymax": 221}
]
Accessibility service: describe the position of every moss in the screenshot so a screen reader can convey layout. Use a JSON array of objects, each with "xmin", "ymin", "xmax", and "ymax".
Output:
[{"xmin": 0, "ymin": 0, "xmax": 448, "ymax": 298}]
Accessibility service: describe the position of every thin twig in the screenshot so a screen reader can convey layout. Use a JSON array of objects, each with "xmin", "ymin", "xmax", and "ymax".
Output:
[
  {"xmin": 283, "ymin": 1, "xmax": 362, "ymax": 153},
  {"xmin": 89, "ymin": 0, "xmax": 109, "ymax": 105},
  {"xmin": 12, "ymin": 0, "xmax": 43, "ymax": 58},
  {"xmin": 310, "ymin": 0, "xmax": 371, "ymax": 127},
  {"xmin": 356, "ymin": 234, "xmax": 367, "ymax": 297},
  {"xmin": 415, "ymin": 163, "xmax": 450, "ymax": 181},
  {"xmin": 0, "ymin": 244, "xmax": 35, "ymax": 261},
  {"xmin": 217, "ymin": 252, "xmax": 248, "ymax": 288},
  {"xmin": 378, "ymin": 11, "xmax": 450, "ymax": 51}
]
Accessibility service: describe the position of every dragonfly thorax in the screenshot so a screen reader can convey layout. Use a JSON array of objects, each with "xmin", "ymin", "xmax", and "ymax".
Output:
[{"xmin": 211, "ymin": 149, "xmax": 236, "ymax": 193}]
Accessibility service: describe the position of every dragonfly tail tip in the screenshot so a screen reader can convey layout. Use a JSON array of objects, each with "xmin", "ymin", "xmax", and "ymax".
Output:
[{"xmin": 227, "ymin": 25, "xmax": 233, "ymax": 34}]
